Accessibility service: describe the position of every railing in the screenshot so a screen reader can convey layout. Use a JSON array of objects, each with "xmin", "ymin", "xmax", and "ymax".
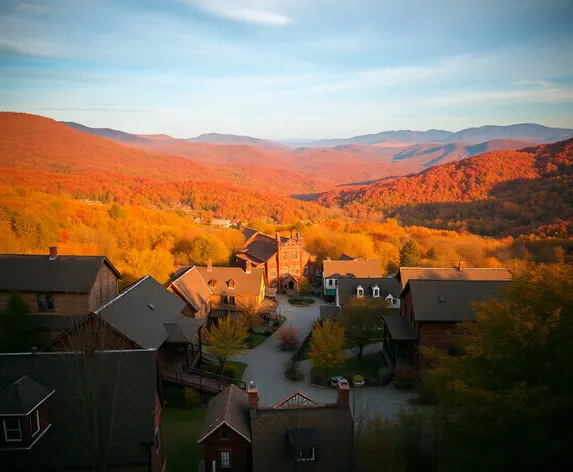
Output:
[{"xmin": 160, "ymin": 366, "xmax": 246, "ymax": 395}]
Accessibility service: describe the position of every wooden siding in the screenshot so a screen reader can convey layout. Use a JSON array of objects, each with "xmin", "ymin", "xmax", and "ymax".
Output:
[
  {"xmin": 0, "ymin": 291, "xmax": 89, "ymax": 316},
  {"xmin": 87, "ymin": 263, "xmax": 119, "ymax": 312},
  {"xmin": 203, "ymin": 424, "xmax": 251, "ymax": 472}
]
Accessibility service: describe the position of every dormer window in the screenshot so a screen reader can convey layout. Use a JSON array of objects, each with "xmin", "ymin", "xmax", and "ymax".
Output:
[
  {"xmin": 0, "ymin": 376, "xmax": 54, "ymax": 451},
  {"xmin": 227, "ymin": 279, "xmax": 236, "ymax": 289},
  {"xmin": 298, "ymin": 447, "xmax": 315, "ymax": 461},
  {"xmin": 208, "ymin": 279, "xmax": 217, "ymax": 288},
  {"xmin": 3, "ymin": 419, "xmax": 21, "ymax": 442},
  {"xmin": 356, "ymin": 285, "xmax": 364, "ymax": 298},
  {"xmin": 372, "ymin": 285, "xmax": 380, "ymax": 298}
]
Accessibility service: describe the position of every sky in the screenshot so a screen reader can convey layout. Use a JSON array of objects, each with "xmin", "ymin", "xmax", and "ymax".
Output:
[{"xmin": 1, "ymin": 0, "xmax": 573, "ymax": 139}]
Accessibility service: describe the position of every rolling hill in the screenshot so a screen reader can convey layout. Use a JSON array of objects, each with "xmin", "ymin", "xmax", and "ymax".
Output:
[
  {"xmin": 317, "ymin": 138, "xmax": 573, "ymax": 237},
  {"xmin": 188, "ymin": 132, "xmax": 285, "ymax": 151}
]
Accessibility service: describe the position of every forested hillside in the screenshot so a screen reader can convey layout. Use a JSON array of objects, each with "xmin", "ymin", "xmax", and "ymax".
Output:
[{"xmin": 318, "ymin": 139, "xmax": 573, "ymax": 237}]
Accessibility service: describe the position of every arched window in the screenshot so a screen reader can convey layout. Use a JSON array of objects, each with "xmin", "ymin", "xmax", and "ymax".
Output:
[{"xmin": 372, "ymin": 285, "xmax": 380, "ymax": 298}]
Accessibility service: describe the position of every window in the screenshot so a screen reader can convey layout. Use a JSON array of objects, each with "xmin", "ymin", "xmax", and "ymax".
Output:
[
  {"xmin": 283, "ymin": 252, "xmax": 288, "ymax": 261},
  {"xmin": 225, "ymin": 296, "xmax": 236, "ymax": 305},
  {"xmin": 303, "ymin": 266, "xmax": 308, "ymax": 275},
  {"xmin": 271, "ymin": 269, "xmax": 277, "ymax": 277},
  {"xmin": 294, "ymin": 266, "xmax": 300, "ymax": 275},
  {"xmin": 227, "ymin": 279, "xmax": 235, "ymax": 289},
  {"xmin": 220, "ymin": 429, "xmax": 228, "ymax": 440},
  {"xmin": 327, "ymin": 279, "xmax": 335, "ymax": 287},
  {"xmin": 372, "ymin": 285, "xmax": 380, "ymax": 298},
  {"xmin": 356, "ymin": 285, "xmax": 364, "ymax": 298},
  {"xmin": 30, "ymin": 409, "xmax": 40, "ymax": 437},
  {"xmin": 298, "ymin": 447, "xmax": 315, "ymax": 462},
  {"xmin": 220, "ymin": 450, "xmax": 231, "ymax": 468},
  {"xmin": 3, "ymin": 419, "xmax": 22, "ymax": 442},
  {"xmin": 208, "ymin": 279, "xmax": 217, "ymax": 288},
  {"xmin": 316, "ymin": 268, "xmax": 321, "ymax": 276},
  {"xmin": 37, "ymin": 293, "xmax": 54, "ymax": 312},
  {"xmin": 155, "ymin": 427, "xmax": 161, "ymax": 454},
  {"xmin": 282, "ymin": 267, "xmax": 288, "ymax": 275},
  {"xmin": 293, "ymin": 252, "xmax": 299, "ymax": 260}
]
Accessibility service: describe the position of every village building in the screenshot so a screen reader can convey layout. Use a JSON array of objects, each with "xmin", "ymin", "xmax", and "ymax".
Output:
[
  {"xmin": 236, "ymin": 228, "xmax": 317, "ymax": 293},
  {"xmin": 336, "ymin": 276, "xmax": 401, "ymax": 308},
  {"xmin": 322, "ymin": 258, "xmax": 382, "ymax": 302},
  {"xmin": 168, "ymin": 261, "xmax": 267, "ymax": 323},
  {"xmin": 0, "ymin": 349, "xmax": 164, "ymax": 471},
  {"xmin": 46, "ymin": 275, "xmax": 205, "ymax": 372},
  {"xmin": 383, "ymin": 277, "xmax": 510, "ymax": 370},
  {"xmin": 198, "ymin": 380, "xmax": 353, "ymax": 472}
]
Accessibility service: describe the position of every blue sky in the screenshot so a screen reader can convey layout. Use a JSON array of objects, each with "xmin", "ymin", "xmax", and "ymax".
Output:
[{"xmin": 1, "ymin": 0, "xmax": 572, "ymax": 139}]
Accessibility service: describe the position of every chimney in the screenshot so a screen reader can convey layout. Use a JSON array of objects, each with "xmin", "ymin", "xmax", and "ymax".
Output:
[
  {"xmin": 207, "ymin": 260, "xmax": 213, "ymax": 272},
  {"xmin": 247, "ymin": 381, "xmax": 259, "ymax": 416},
  {"xmin": 336, "ymin": 379, "xmax": 350, "ymax": 408},
  {"xmin": 49, "ymin": 246, "xmax": 58, "ymax": 260},
  {"xmin": 458, "ymin": 261, "xmax": 465, "ymax": 272},
  {"xmin": 245, "ymin": 261, "xmax": 251, "ymax": 274}
]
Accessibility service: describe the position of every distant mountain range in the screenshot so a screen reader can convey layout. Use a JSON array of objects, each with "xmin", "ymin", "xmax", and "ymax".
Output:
[{"xmin": 188, "ymin": 132, "xmax": 284, "ymax": 151}]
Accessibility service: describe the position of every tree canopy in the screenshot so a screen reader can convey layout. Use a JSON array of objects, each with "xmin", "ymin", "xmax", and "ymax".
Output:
[
  {"xmin": 202, "ymin": 317, "xmax": 248, "ymax": 373},
  {"xmin": 308, "ymin": 321, "xmax": 345, "ymax": 375},
  {"xmin": 338, "ymin": 297, "xmax": 386, "ymax": 360}
]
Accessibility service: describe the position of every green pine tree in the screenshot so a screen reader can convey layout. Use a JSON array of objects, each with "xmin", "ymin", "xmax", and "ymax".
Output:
[{"xmin": 0, "ymin": 292, "xmax": 39, "ymax": 353}]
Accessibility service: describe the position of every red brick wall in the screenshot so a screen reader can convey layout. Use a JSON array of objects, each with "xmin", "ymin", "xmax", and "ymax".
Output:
[{"xmin": 203, "ymin": 425, "xmax": 251, "ymax": 472}]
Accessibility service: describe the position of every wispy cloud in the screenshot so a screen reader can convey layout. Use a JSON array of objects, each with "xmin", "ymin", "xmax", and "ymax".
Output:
[
  {"xmin": 513, "ymin": 79, "xmax": 551, "ymax": 87},
  {"xmin": 15, "ymin": 3, "xmax": 50, "ymax": 15},
  {"xmin": 34, "ymin": 106, "xmax": 155, "ymax": 113},
  {"xmin": 182, "ymin": 0, "xmax": 294, "ymax": 25},
  {"xmin": 0, "ymin": 37, "xmax": 59, "ymax": 58}
]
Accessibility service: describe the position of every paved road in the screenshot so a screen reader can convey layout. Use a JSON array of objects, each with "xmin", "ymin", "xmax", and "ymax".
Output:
[{"xmin": 233, "ymin": 295, "xmax": 416, "ymax": 419}]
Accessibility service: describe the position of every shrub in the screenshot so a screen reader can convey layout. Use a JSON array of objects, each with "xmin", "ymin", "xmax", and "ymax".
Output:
[
  {"xmin": 284, "ymin": 358, "xmax": 304, "ymax": 382},
  {"xmin": 223, "ymin": 364, "xmax": 238, "ymax": 379},
  {"xmin": 277, "ymin": 325, "xmax": 300, "ymax": 351},
  {"xmin": 163, "ymin": 384, "xmax": 184, "ymax": 408},
  {"xmin": 263, "ymin": 330, "xmax": 273, "ymax": 336},
  {"xmin": 272, "ymin": 320, "xmax": 280, "ymax": 328},
  {"xmin": 353, "ymin": 375, "xmax": 364, "ymax": 382},
  {"xmin": 200, "ymin": 363, "xmax": 219, "ymax": 374},
  {"xmin": 183, "ymin": 387, "xmax": 201, "ymax": 408}
]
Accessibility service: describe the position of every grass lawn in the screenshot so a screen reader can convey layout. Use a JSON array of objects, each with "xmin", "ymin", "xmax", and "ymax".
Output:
[
  {"xmin": 311, "ymin": 352, "xmax": 383, "ymax": 385},
  {"xmin": 248, "ymin": 332, "xmax": 269, "ymax": 348},
  {"xmin": 227, "ymin": 360, "xmax": 248, "ymax": 381},
  {"xmin": 162, "ymin": 407, "xmax": 207, "ymax": 472},
  {"xmin": 288, "ymin": 297, "xmax": 315, "ymax": 306}
]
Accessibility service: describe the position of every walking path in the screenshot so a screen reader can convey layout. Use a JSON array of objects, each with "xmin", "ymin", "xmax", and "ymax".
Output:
[{"xmin": 233, "ymin": 295, "xmax": 416, "ymax": 419}]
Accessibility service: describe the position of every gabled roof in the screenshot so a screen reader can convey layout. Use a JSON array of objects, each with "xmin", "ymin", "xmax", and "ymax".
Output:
[
  {"xmin": 0, "ymin": 375, "xmax": 55, "ymax": 415},
  {"xmin": 0, "ymin": 350, "xmax": 157, "ymax": 470},
  {"xmin": 96, "ymin": 276, "xmax": 203, "ymax": 349},
  {"xmin": 322, "ymin": 259, "xmax": 381, "ymax": 279},
  {"xmin": 337, "ymin": 277, "xmax": 400, "ymax": 306},
  {"xmin": 239, "ymin": 228, "xmax": 307, "ymax": 263},
  {"xmin": 339, "ymin": 253, "xmax": 355, "ymax": 261},
  {"xmin": 0, "ymin": 254, "xmax": 122, "ymax": 293},
  {"xmin": 169, "ymin": 266, "xmax": 212, "ymax": 311},
  {"xmin": 195, "ymin": 266, "xmax": 264, "ymax": 296},
  {"xmin": 397, "ymin": 267, "xmax": 511, "ymax": 290},
  {"xmin": 406, "ymin": 279, "xmax": 510, "ymax": 322},
  {"xmin": 273, "ymin": 392, "xmax": 324, "ymax": 409},
  {"xmin": 198, "ymin": 384, "xmax": 251, "ymax": 443},
  {"xmin": 241, "ymin": 227, "xmax": 258, "ymax": 242}
]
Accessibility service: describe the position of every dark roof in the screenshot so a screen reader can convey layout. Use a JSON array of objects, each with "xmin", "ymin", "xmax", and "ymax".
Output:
[
  {"xmin": 398, "ymin": 267, "xmax": 511, "ymax": 290},
  {"xmin": 382, "ymin": 315, "xmax": 417, "ymax": 341},
  {"xmin": 252, "ymin": 396, "xmax": 353, "ymax": 471},
  {"xmin": 241, "ymin": 227, "xmax": 258, "ymax": 241},
  {"xmin": 241, "ymin": 236, "xmax": 278, "ymax": 262},
  {"xmin": 169, "ymin": 267, "xmax": 212, "ymax": 311},
  {"xmin": 195, "ymin": 266, "xmax": 264, "ymax": 296},
  {"xmin": 96, "ymin": 276, "xmax": 202, "ymax": 349},
  {"xmin": 339, "ymin": 254, "xmax": 355, "ymax": 261},
  {"xmin": 0, "ymin": 349, "xmax": 157, "ymax": 470},
  {"xmin": 0, "ymin": 375, "xmax": 54, "ymax": 415},
  {"xmin": 319, "ymin": 304, "xmax": 341, "ymax": 320},
  {"xmin": 407, "ymin": 279, "xmax": 510, "ymax": 322},
  {"xmin": 322, "ymin": 259, "xmax": 382, "ymax": 278},
  {"xmin": 198, "ymin": 384, "xmax": 251, "ymax": 443},
  {"xmin": 337, "ymin": 277, "xmax": 401, "ymax": 306},
  {"xmin": 0, "ymin": 254, "xmax": 122, "ymax": 293}
]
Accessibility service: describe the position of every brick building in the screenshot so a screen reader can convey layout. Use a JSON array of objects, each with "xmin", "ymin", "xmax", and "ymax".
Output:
[
  {"xmin": 236, "ymin": 228, "xmax": 317, "ymax": 293},
  {"xmin": 198, "ymin": 380, "xmax": 353, "ymax": 471}
]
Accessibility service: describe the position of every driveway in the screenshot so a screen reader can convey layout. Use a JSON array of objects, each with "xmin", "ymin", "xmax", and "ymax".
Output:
[{"xmin": 233, "ymin": 295, "xmax": 415, "ymax": 419}]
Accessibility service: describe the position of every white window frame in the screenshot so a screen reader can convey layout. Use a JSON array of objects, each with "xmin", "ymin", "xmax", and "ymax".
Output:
[
  {"xmin": 297, "ymin": 447, "xmax": 315, "ymax": 462},
  {"xmin": 3, "ymin": 418, "xmax": 22, "ymax": 442},
  {"xmin": 30, "ymin": 409, "xmax": 40, "ymax": 437},
  {"xmin": 220, "ymin": 450, "xmax": 231, "ymax": 468},
  {"xmin": 155, "ymin": 427, "xmax": 161, "ymax": 455},
  {"xmin": 373, "ymin": 286, "xmax": 380, "ymax": 298},
  {"xmin": 356, "ymin": 286, "xmax": 364, "ymax": 298}
]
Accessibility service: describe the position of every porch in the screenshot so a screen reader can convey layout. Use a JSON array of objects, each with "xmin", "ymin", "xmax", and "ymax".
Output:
[{"xmin": 381, "ymin": 315, "xmax": 418, "ymax": 369}]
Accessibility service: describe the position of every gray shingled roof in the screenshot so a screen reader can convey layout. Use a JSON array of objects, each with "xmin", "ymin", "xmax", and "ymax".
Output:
[
  {"xmin": 382, "ymin": 315, "xmax": 417, "ymax": 341},
  {"xmin": 398, "ymin": 267, "xmax": 511, "ymax": 290},
  {"xmin": 408, "ymin": 279, "xmax": 510, "ymax": 322},
  {"xmin": 0, "ymin": 375, "xmax": 55, "ymax": 415},
  {"xmin": 195, "ymin": 266, "xmax": 264, "ymax": 296},
  {"xmin": 198, "ymin": 384, "xmax": 251, "ymax": 443},
  {"xmin": 0, "ymin": 349, "xmax": 157, "ymax": 470},
  {"xmin": 169, "ymin": 267, "xmax": 212, "ymax": 311},
  {"xmin": 97, "ymin": 276, "xmax": 203, "ymax": 349},
  {"xmin": 322, "ymin": 259, "xmax": 382, "ymax": 278},
  {"xmin": 0, "ymin": 254, "xmax": 121, "ymax": 293},
  {"xmin": 319, "ymin": 305, "xmax": 341, "ymax": 320},
  {"xmin": 241, "ymin": 227, "xmax": 258, "ymax": 242},
  {"xmin": 339, "ymin": 254, "xmax": 355, "ymax": 261},
  {"xmin": 337, "ymin": 277, "xmax": 400, "ymax": 306}
]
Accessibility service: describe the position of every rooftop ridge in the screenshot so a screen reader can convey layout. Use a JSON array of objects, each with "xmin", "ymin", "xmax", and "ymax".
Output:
[{"xmin": 95, "ymin": 275, "xmax": 150, "ymax": 313}]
